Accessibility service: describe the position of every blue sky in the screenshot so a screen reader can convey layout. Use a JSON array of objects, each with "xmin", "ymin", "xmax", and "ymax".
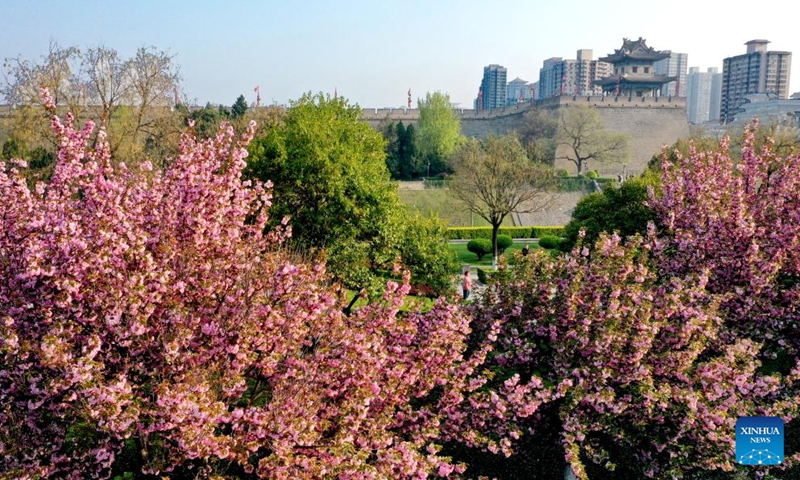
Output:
[{"xmin": 2, "ymin": 0, "xmax": 799, "ymax": 108}]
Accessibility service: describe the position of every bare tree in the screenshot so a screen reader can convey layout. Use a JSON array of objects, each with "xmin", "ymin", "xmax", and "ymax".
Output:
[
  {"xmin": 121, "ymin": 47, "xmax": 181, "ymax": 154},
  {"xmin": 83, "ymin": 46, "xmax": 131, "ymax": 122},
  {"xmin": 556, "ymin": 104, "xmax": 630, "ymax": 175},
  {"xmin": 2, "ymin": 40, "xmax": 83, "ymax": 109},
  {"xmin": 3, "ymin": 43, "xmax": 182, "ymax": 164},
  {"xmin": 449, "ymin": 135, "xmax": 553, "ymax": 268}
]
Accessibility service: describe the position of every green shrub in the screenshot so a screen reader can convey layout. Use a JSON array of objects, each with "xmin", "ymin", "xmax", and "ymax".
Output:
[
  {"xmin": 467, "ymin": 238, "xmax": 493, "ymax": 261},
  {"xmin": 537, "ymin": 235, "xmax": 562, "ymax": 250},
  {"xmin": 531, "ymin": 226, "xmax": 565, "ymax": 238},
  {"xmin": 560, "ymin": 171, "xmax": 660, "ymax": 252},
  {"xmin": 447, "ymin": 227, "xmax": 531, "ymax": 240},
  {"xmin": 556, "ymin": 168, "xmax": 570, "ymax": 177},
  {"xmin": 586, "ymin": 170, "xmax": 599, "ymax": 179},
  {"xmin": 447, "ymin": 226, "xmax": 567, "ymax": 240},
  {"xmin": 476, "ymin": 267, "xmax": 491, "ymax": 284},
  {"xmin": 496, "ymin": 234, "xmax": 513, "ymax": 253},
  {"xmin": 28, "ymin": 147, "xmax": 55, "ymax": 170}
]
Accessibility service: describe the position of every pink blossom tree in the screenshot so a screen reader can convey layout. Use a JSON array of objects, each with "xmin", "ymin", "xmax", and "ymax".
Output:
[
  {"xmin": 652, "ymin": 122, "xmax": 800, "ymax": 358},
  {"xmin": 462, "ymin": 123, "xmax": 800, "ymax": 478},
  {"xmin": 0, "ymin": 92, "xmax": 479, "ymax": 478}
]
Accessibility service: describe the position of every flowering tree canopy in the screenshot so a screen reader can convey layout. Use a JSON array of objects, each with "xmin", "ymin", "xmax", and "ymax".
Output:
[
  {"xmin": 465, "ymin": 124, "xmax": 800, "ymax": 478},
  {"xmin": 0, "ymin": 93, "xmax": 475, "ymax": 478},
  {"xmin": 652, "ymin": 124, "xmax": 800, "ymax": 358}
]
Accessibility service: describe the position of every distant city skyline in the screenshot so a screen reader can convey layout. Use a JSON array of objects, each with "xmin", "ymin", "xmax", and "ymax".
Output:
[{"xmin": 2, "ymin": 1, "xmax": 800, "ymax": 109}]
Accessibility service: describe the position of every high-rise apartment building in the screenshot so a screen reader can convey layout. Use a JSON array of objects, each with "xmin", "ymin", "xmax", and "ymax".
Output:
[
  {"xmin": 655, "ymin": 52, "xmax": 688, "ymax": 97},
  {"xmin": 538, "ymin": 50, "xmax": 611, "ymax": 99},
  {"xmin": 538, "ymin": 57, "xmax": 565, "ymax": 98},
  {"xmin": 720, "ymin": 40, "xmax": 792, "ymax": 123},
  {"xmin": 506, "ymin": 77, "xmax": 534, "ymax": 105},
  {"xmin": 477, "ymin": 64, "xmax": 508, "ymax": 110},
  {"xmin": 686, "ymin": 67, "xmax": 722, "ymax": 124}
]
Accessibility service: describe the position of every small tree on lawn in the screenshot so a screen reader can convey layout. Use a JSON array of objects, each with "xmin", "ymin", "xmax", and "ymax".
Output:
[{"xmin": 449, "ymin": 135, "xmax": 552, "ymax": 269}]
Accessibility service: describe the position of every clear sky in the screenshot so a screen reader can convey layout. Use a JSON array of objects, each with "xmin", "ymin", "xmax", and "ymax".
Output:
[{"xmin": 2, "ymin": 0, "xmax": 799, "ymax": 109}]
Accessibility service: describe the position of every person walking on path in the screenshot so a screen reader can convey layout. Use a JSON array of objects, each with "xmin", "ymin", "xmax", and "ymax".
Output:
[{"xmin": 462, "ymin": 269, "xmax": 472, "ymax": 300}]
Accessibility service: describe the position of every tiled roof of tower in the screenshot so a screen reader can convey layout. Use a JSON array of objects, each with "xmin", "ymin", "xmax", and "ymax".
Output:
[
  {"xmin": 593, "ymin": 73, "xmax": 676, "ymax": 87},
  {"xmin": 600, "ymin": 37, "xmax": 671, "ymax": 63}
]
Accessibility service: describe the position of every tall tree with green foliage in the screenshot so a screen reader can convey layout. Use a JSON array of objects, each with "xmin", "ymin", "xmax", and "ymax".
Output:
[
  {"xmin": 417, "ymin": 91, "xmax": 462, "ymax": 176},
  {"xmin": 556, "ymin": 104, "xmax": 630, "ymax": 174},
  {"xmin": 382, "ymin": 121, "xmax": 420, "ymax": 180},
  {"xmin": 382, "ymin": 120, "xmax": 401, "ymax": 178},
  {"xmin": 245, "ymin": 93, "xmax": 456, "ymax": 296},
  {"xmin": 449, "ymin": 135, "xmax": 552, "ymax": 268},
  {"xmin": 399, "ymin": 123, "xmax": 420, "ymax": 179},
  {"xmin": 183, "ymin": 102, "xmax": 229, "ymax": 139},
  {"xmin": 231, "ymin": 94, "xmax": 248, "ymax": 119}
]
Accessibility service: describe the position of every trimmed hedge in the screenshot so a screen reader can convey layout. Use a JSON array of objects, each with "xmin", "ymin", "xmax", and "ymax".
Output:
[
  {"xmin": 496, "ymin": 234, "xmax": 513, "ymax": 253},
  {"xmin": 467, "ymin": 238, "xmax": 493, "ymax": 261},
  {"xmin": 530, "ymin": 226, "xmax": 565, "ymax": 238},
  {"xmin": 448, "ymin": 226, "xmax": 565, "ymax": 240},
  {"xmin": 554, "ymin": 176, "xmax": 615, "ymax": 192},
  {"xmin": 537, "ymin": 235, "xmax": 563, "ymax": 250},
  {"xmin": 477, "ymin": 267, "xmax": 491, "ymax": 284}
]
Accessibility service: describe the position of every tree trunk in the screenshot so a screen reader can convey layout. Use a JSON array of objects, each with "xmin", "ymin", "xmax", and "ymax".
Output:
[{"xmin": 491, "ymin": 222, "xmax": 500, "ymax": 271}]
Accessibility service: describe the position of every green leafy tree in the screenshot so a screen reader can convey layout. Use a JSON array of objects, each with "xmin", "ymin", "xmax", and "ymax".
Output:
[
  {"xmin": 449, "ymin": 135, "xmax": 553, "ymax": 268},
  {"xmin": 417, "ymin": 91, "xmax": 462, "ymax": 176},
  {"xmin": 231, "ymin": 94, "xmax": 248, "ymax": 119},
  {"xmin": 648, "ymin": 133, "xmax": 721, "ymax": 171},
  {"xmin": 561, "ymin": 170, "xmax": 660, "ymax": 251},
  {"xmin": 556, "ymin": 104, "xmax": 630, "ymax": 175},
  {"xmin": 2, "ymin": 136, "xmax": 27, "ymax": 160},
  {"xmin": 382, "ymin": 120, "xmax": 401, "ymax": 178},
  {"xmin": 399, "ymin": 123, "xmax": 421, "ymax": 179},
  {"xmin": 245, "ymin": 93, "xmax": 455, "ymax": 296},
  {"xmin": 185, "ymin": 102, "xmax": 229, "ymax": 139}
]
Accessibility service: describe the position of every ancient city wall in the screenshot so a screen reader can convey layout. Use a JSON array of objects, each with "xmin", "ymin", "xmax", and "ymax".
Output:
[
  {"xmin": 1, "ymin": 97, "xmax": 690, "ymax": 176},
  {"xmin": 360, "ymin": 96, "xmax": 689, "ymax": 175}
]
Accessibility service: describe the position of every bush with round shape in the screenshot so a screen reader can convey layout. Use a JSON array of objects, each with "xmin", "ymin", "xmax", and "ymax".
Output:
[
  {"xmin": 537, "ymin": 235, "xmax": 562, "ymax": 250},
  {"xmin": 586, "ymin": 170, "xmax": 599, "ymax": 179},
  {"xmin": 467, "ymin": 238, "xmax": 493, "ymax": 261},
  {"xmin": 496, "ymin": 234, "xmax": 513, "ymax": 253}
]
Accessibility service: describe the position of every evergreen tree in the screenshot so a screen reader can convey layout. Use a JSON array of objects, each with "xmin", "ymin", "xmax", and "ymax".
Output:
[
  {"xmin": 399, "ymin": 123, "xmax": 420, "ymax": 179},
  {"xmin": 231, "ymin": 94, "xmax": 248, "ymax": 119}
]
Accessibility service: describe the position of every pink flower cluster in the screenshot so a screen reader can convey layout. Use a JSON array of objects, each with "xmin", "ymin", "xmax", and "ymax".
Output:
[
  {"xmin": 466, "ymin": 124, "xmax": 800, "ymax": 478},
  {"xmin": 0, "ymin": 97, "xmax": 477, "ymax": 478}
]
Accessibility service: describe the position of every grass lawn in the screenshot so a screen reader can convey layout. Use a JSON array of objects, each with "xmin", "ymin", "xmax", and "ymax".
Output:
[
  {"xmin": 449, "ymin": 241, "xmax": 539, "ymax": 271},
  {"xmin": 398, "ymin": 189, "xmax": 514, "ymax": 227}
]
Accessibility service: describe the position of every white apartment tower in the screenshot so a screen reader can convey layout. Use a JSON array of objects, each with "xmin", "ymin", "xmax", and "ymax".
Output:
[
  {"xmin": 655, "ymin": 52, "xmax": 688, "ymax": 97},
  {"xmin": 686, "ymin": 67, "xmax": 722, "ymax": 124}
]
